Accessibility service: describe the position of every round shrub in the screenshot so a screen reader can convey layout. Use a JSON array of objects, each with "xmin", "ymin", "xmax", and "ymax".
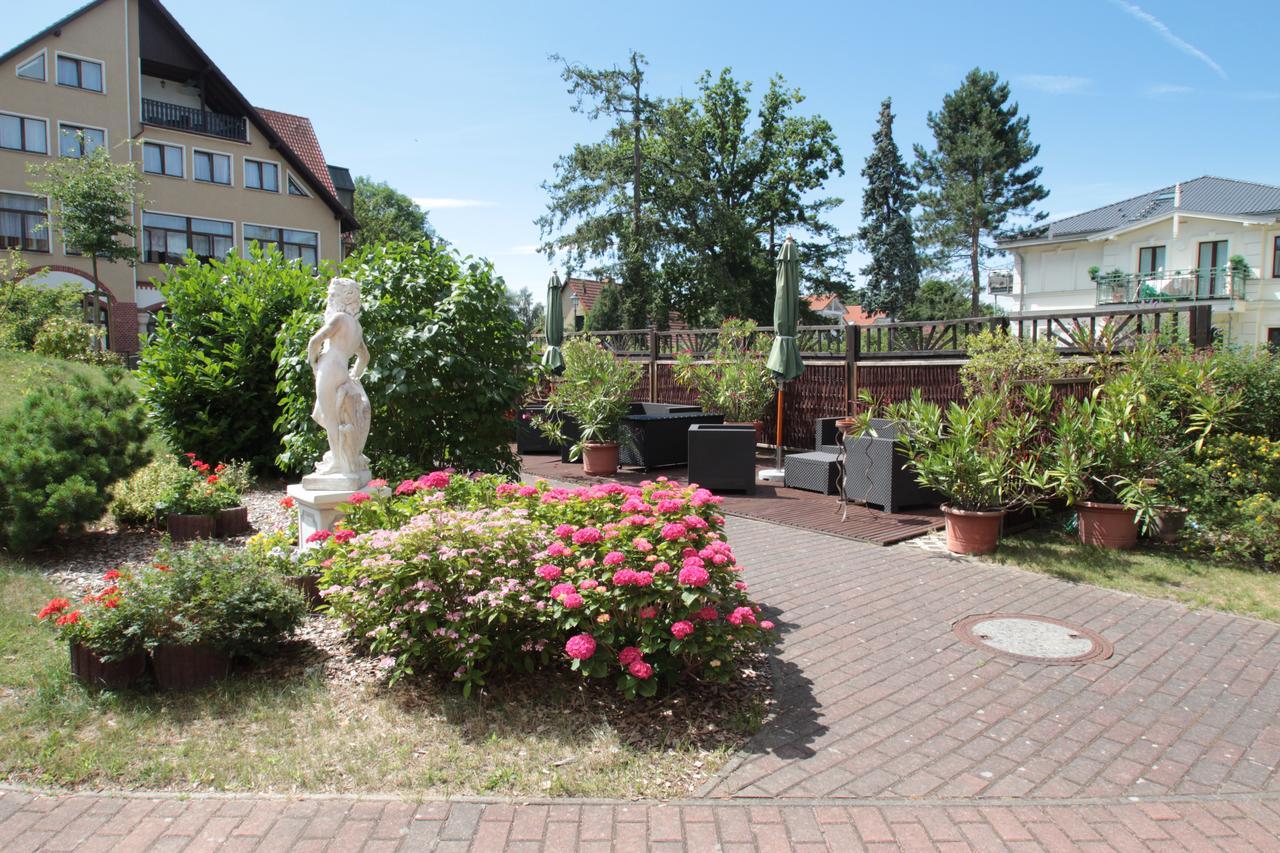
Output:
[
  {"xmin": 110, "ymin": 455, "xmax": 187, "ymax": 527},
  {"xmin": 316, "ymin": 474, "xmax": 775, "ymax": 697},
  {"xmin": 0, "ymin": 369, "xmax": 150, "ymax": 552},
  {"xmin": 275, "ymin": 241, "xmax": 533, "ymax": 478},
  {"xmin": 138, "ymin": 246, "xmax": 323, "ymax": 471}
]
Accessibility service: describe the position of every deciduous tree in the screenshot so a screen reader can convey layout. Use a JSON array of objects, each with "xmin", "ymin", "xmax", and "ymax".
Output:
[{"xmin": 352, "ymin": 176, "xmax": 439, "ymax": 249}]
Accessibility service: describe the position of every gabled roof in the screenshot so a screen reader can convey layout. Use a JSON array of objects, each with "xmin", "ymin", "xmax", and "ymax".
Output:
[
  {"xmin": 3, "ymin": 0, "xmax": 358, "ymax": 231},
  {"xmin": 806, "ymin": 294, "xmax": 840, "ymax": 312},
  {"xmin": 256, "ymin": 107, "xmax": 337, "ymax": 198},
  {"xmin": 562, "ymin": 277, "xmax": 608, "ymax": 313},
  {"xmin": 844, "ymin": 305, "xmax": 884, "ymax": 326},
  {"xmin": 1001, "ymin": 176, "xmax": 1280, "ymax": 246}
]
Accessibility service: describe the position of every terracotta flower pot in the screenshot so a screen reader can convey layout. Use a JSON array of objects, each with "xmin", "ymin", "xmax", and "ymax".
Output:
[
  {"xmin": 726, "ymin": 421, "xmax": 765, "ymax": 444},
  {"xmin": 69, "ymin": 643, "xmax": 146, "ymax": 691},
  {"xmin": 284, "ymin": 573, "xmax": 324, "ymax": 610},
  {"xmin": 1150, "ymin": 505, "xmax": 1189, "ymax": 543},
  {"xmin": 582, "ymin": 442, "xmax": 620, "ymax": 476},
  {"xmin": 167, "ymin": 513, "xmax": 214, "ymax": 542},
  {"xmin": 941, "ymin": 504, "xmax": 1005, "ymax": 555},
  {"xmin": 214, "ymin": 505, "xmax": 251, "ymax": 538},
  {"xmin": 150, "ymin": 643, "xmax": 231, "ymax": 690},
  {"xmin": 1077, "ymin": 501, "xmax": 1139, "ymax": 549}
]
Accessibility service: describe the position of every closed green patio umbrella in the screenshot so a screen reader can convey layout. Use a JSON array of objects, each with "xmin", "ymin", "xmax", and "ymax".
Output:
[
  {"xmin": 760, "ymin": 236, "xmax": 804, "ymax": 480},
  {"xmin": 541, "ymin": 272, "xmax": 565, "ymax": 373}
]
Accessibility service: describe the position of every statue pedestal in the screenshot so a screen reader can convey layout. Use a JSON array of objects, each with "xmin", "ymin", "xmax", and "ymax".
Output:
[{"xmin": 287, "ymin": 483, "xmax": 361, "ymax": 549}]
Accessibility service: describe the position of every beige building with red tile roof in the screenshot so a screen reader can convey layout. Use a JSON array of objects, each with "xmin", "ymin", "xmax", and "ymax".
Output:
[{"xmin": 0, "ymin": 0, "xmax": 358, "ymax": 352}]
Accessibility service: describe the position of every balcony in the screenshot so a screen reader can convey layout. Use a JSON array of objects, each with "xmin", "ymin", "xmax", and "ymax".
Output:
[
  {"xmin": 141, "ymin": 98, "xmax": 246, "ymax": 142},
  {"xmin": 1094, "ymin": 266, "xmax": 1246, "ymax": 306}
]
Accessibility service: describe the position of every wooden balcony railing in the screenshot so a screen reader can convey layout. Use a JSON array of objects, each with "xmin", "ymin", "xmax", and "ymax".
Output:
[{"xmin": 141, "ymin": 98, "xmax": 246, "ymax": 141}]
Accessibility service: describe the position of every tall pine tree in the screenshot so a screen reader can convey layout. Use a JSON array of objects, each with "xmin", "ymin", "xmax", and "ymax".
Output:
[
  {"xmin": 913, "ymin": 68, "xmax": 1048, "ymax": 312},
  {"xmin": 856, "ymin": 98, "xmax": 919, "ymax": 319}
]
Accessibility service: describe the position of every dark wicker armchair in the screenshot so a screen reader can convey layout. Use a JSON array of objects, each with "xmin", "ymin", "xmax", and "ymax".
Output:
[
  {"xmin": 687, "ymin": 423, "xmax": 757, "ymax": 494},
  {"xmin": 842, "ymin": 418, "xmax": 941, "ymax": 512}
]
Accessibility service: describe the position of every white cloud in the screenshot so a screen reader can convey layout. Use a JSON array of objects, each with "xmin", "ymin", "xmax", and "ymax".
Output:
[
  {"xmin": 1018, "ymin": 74, "xmax": 1091, "ymax": 94},
  {"xmin": 412, "ymin": 197, "xmax": 496, "ymax": 209},
  {"xmin": 1111, "ymin": 1, "xmax": 1226, "ymax": 79},
  {"xmin": 1145, "ymin": 83, "xmax": 1195, "ymax": 96},
  {"xmin": 505, "ymin": 244, "xmax": 541, "ymax": 256}
]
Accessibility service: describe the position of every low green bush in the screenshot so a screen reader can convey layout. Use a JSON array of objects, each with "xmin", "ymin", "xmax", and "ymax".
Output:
[
  {"xmin": 139, "ymin": 246, "xmax": 323, "ymax": 472},
  {"xmin": 110, "ymin": 456, "xmax": 188, "ymax": 527},
  {"xmin": 0, "ymin": 369, "xmax": 150, "ymax": 552},
  {"xmin": 33, "ymin": 315, "xmax": 117, "ymax": 364},
  {"xmin": 275, "ymin": 241, "xmax": 533, "ymax": 478},
  {"xmin": 0, "ymin": 265, "xmax": 83, "ymax": 352}
]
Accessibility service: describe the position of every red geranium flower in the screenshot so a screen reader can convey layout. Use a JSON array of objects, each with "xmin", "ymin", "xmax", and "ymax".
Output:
[
  {"xmin": 280, "ymin": 496, "xmax": 296, "ymax": 509},
  {"xmin": 103, "ymin": 569, "xmax": 121, "ymax": 582},
  {"xmin": 37, "ymin": 597, "xmax": 70, "ymax": 620},
  {"xmin": 55, "ymin": 610, "xmax": 81, "ymax": 626},
  {"xmin": 206, "ymin": 474, "xmax": 219, "ymax": 484},
  {"xmin": 214, "ymin": 463, "xmax": 226, "ymax": 473},
  {"xmin": 154, "ymin": 564, "xmax": 170, "ymax": 572}
]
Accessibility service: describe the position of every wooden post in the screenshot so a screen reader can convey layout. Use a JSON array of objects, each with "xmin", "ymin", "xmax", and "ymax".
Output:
[
  {"xmin": 845, "ymin": 324, "xmax": 859, "ymax": 414},
  {"xmin": 648, "ymin": 326, "xmax": 659, "ymax": 402}
]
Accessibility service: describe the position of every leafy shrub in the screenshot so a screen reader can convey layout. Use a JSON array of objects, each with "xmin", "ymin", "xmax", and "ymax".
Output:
[
  {"xmin": 0, "ymin": 369, "xmax": 150, "ymax": 552},
  {"xmin": 160, "ymin": 455, "xmax": 251, "ymax": 515},
  {"xmin": 110, "ymin": 456, "xmax": 188, "ymax": 527},
  {"xmin": 315, "ymin": 473, "xmax": 775, "ymax": 697},
  {"xmin": 536, "ymin": 337, "xmax": 642, "ymax": 458},
  {"xmin": 0, "ymin": 270, "xmax": 82, "ymax": 352},
  {"xmin": 276, "ymin": 241, "xmax": 533, "ymax": 478},
  {"xmin": 1212, "ymin": 494, "xmax": 1280, "ymax": 567},
  {"xmin": 36, "ymin": 567, "xmax": 143, "ymax": 660},
  {"xmin": 139, "ymin": 246, "xmax": 323, "ymax": 471},
  {"xmin": 1210, "ymin": 346, "xmax": 1280, "ymax": 439},
  {"xmin": 33, "ymin": 315, "xmax": 116, "ymax": 364},
  {"xmin": 673, "ymin": 318, "xmax": 774, "ymax": 422},
  {"xmin": 959, "ymin": 328, "xmax": 1069, "ymax": 397},
  {"xmin": 132, "ymin": 541, "xmax": 306, "ymax": 657}
]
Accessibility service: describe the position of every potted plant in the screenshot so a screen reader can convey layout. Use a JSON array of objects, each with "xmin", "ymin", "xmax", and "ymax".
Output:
[
  {"xmin": 673, "ymin": 318, "xmax": 775, "ymax": 440},
  {"xmin": 536, "ymin": 337, "xmax": 642, "ymax": 476},
  {"xmin": 37, "ymin": 571, "xmax": 146, "ymax": 691},
  {"xmin": 162, "ymin": 455, "xmax": 251, "ymax": 540},
  {"xmin": 134, "ymin": 542, "xmax": 307, "ymax": 689},
  {"xmin": 246, "ymin": 525, "xmax": 325, "ymax": 610},
  {"xmin": 888, "ymin": 388, "xmax": 1054, "ymax": 555}
]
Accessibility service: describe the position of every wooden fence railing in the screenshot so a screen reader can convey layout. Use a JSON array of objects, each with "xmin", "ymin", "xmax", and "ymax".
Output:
[{"xmin": 545, "ymin": 303, "xmax": 1213, "ymax": 450}]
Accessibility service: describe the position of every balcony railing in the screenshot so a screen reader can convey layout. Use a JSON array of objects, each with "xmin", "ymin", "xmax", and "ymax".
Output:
[
  {"xmin": 140, "ymin": 98, "xmax": 246, "ymax": 141},
  {"xmin": 1094, "ymin": 266, "xmax": 1245, "ymax": 305}
]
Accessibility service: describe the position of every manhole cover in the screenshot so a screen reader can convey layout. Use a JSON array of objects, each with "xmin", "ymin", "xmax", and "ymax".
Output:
[{"xmin": 953, "ymin": 613, "xmax": 1113, "ymax": 664}]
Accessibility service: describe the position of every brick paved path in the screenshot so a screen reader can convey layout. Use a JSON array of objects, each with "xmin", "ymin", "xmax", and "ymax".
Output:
[{"xmin": 5, "ymin": 514, "xmax": 1280, "ymax": 851}]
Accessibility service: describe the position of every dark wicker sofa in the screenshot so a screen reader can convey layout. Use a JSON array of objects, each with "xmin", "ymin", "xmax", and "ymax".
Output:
[{"xmin": 619, "ymin": 403, "xmax": 724, "ymax": 470}]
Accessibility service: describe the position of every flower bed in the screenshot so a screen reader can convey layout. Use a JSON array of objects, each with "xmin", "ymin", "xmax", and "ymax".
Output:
[{"xmin": 315, "ymin": 473, "xmax": 775, "ymax": 697}]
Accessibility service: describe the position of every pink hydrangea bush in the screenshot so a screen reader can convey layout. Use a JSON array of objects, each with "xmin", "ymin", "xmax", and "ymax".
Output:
[{"xmin": 319, "ymin": 473, "xmax": 776, "ymax": 698}]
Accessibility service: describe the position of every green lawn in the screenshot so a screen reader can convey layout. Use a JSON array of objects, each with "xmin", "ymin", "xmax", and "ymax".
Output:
[
  {"xmin": 0, "ymin": 350, "xmax": 132, "ymax": 419},
  {"xmin": 992, "ymin": 529, "xmax": 1280, "ymax": 623},
  {"xmin": 0, "ymin": 560, "xmax": 762, "ymax": 797}
]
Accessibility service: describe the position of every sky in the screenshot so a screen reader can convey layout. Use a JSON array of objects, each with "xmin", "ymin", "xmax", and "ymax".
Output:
[{"xmin": 13, "ymin": 0, "xmax": 1280, "ymax": 305}]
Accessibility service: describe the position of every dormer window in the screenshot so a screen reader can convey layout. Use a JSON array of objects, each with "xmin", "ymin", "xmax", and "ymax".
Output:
[
  {"xmin": 16, "ymin": 51, "xmax": 45, "ymax": 82},
  {"xmin": 56, "ymin": 54, "xmax": 104, "ymax": 93}
]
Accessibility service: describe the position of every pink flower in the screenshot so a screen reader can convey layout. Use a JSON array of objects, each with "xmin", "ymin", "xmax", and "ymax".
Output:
[
  {"xmin": 347, "ymin": 492, "xmax": 371, "ymax": 504},
  {"xmin": 660, "ymin": 522, "xmax": 687, "ymax": 541},
  {"xmin": 727, "ymin": 606, "xmax": 757, "ymax": 626},
  {"xmin": 366, "ymin": 478, "xmax": 388, "ymax": 489},
  {"xmin": 683, "ymin": 514, "xmax": 709, "ymax": 529},
  {"xmin": 549, "ymin": 582, "xmax": 576, "ymax": 600},
  {"xmin": 628, "ymin": 660, "xmax": 654, "ymax": 680},
  {"xmin": 634, "ymin": 571, "xmax": 654, "ymax": 587},
  {"xmin": 545, "ymin": 542, "xmax": 572, "ymax": 558},
  {"xmin": 572, "ymin": 527, "xmax": 603, "ymax": 545},
  {"xmin": 611, "ymin": 569, "xmax": 639, "ymax": 587},
  {"xmin": 394, "ymin": 479, "xmax": 418, "ymax": 496},
  {"xmin": 632, "ymin": 537, "xmax": 653, "ymax": 552},
  {"xmin": 652, "ymin": 561, "xmax": 671, "ymax": 574},
  {"xmin": 677, "ymin": 566, "xmax": 709, "ymax": 587},
  {"xmin": 535, "ymin": 564, "xmax": 562, "ymax": 581},
  {"xmin": 618, "ymin": 646, "xmax": 643, "ymax": 666},
  {"xmin": 565, "ymin": 633, "xmax": 597, "ymax": 660},
  {"xmin": 560, "ymin": 592, "xmax": 585, "ymax": 609},
  {"xmin": 305, "ymin": 529, "xmax": 332, "ymax": 543},
  {"xmin": 638, "ymin": 606, "xmax": 658, "ymax": 620},
  {"xmin": 670, "ymin": 620, "xmax": 695, "ymax": 639},
  {"xmin": 422, "ymin": 471, "xmax": 451, "ymax": 489},
  {"xmin": 517, "ymin": 484, "xmax": 538, "ymax": 497},
  {"xmin": 696, "ymin": 606, "xmax": 718, "ymax": 622},
  {"xmin": 554, "ymin": 524, "xmax": 576, "ymax": 539},
  {"xmin": 603, "ymin": 551, "xmax": 625, "ymax": 566},
  {"xmin": 577, "ymin": 578, "xmax": 599, "ymax": 590},
  {"xmin": 760, "ymin": 620, "xmax": 776, "ymax": 630},
  {"xmin": 495, "ymin": 482, "xmax": 518, "ymax": 497},
  {"xmin": 656, "ymin": 499, "xmax": 684, "ymax": 514},
  {"xmin": 334, "ymin": 529, "xmax": 357, "ymax": 543},
  {"xmin": 682, "ymin": 555, "xmax": 705, "ymax": 570}
]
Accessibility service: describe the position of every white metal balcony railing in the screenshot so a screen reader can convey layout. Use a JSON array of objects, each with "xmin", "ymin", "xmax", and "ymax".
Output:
[
  {"xmin": 140, "ymin": 98, "xmax": 246, "ymax": 141},
  {"xmin": 1094, "ymin": 266, "xmax": 1245, "ymax": 306}
]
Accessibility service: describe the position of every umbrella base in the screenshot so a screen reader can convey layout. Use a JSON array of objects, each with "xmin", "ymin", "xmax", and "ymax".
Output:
[{"xmin": 758, "ymin": 468, "xmax": 786, "ymax": 482}]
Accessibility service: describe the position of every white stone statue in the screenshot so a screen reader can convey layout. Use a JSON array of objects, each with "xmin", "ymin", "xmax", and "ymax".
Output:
[{"xmin": 301, "ymin": 277, "xmax": 372, "ymax": 490}]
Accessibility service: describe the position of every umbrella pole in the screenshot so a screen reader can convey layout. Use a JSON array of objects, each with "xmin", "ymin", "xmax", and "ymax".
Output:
[{"xmin": 760, "ymin": 381, "xmax": 787, "ymax": 482}]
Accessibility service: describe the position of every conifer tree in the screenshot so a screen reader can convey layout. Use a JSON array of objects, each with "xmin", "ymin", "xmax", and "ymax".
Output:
[{"xmin": 856, "ymin": 98, "xmax": 919, "ymax": 319}]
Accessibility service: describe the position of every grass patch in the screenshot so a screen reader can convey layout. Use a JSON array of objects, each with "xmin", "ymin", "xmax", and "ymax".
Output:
[
  {"xmin": 992, "ymin": 528, "xmax": 1280, "ymax": 623},
  {"xmin": 0, "ymin": 559, "xmax": 766, "ymax": 797}
]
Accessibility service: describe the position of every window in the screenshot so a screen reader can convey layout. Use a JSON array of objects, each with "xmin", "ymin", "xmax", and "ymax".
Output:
[
  {"xmin": 0, "ymin": 113, "xmax": 47, "ymax": 154},
  {"xmin": 16, "ymin": 52, "xmax": 45, "ymax": 82},
  {"xmin": 58, "ymin": 124, "xmax": 105, "ymax": 158},
  {"xmin": 55, "ymin": 54, "xmax": 103, "ymax": 92},
  {"xmin": 244, "ymin": 224, "xmax": 318, "ymax": 267},
  {"xmin": 286, "ymin": 174, "xmax": 308, "ymax": 197},
  {"xmin": 142, "ymin": 212, "xmax": 233, "ymax": 264},
  {"xmin": 1269, "ymin": 328, "xmax": 1280, "ymax": 351},
  {"xmin": 193, "ymin": 150, "xmax": 231, "ymax": 185},
  {"xmin": 1273, "ymin": 236, "xmax": 1280, "ymax": 278},
  {"xmin": 244, "ymin": 159, "xmax": 278, "ymax": 192},
  {"xmin": 1138, "ymin": 246, "xmax": 1165, "ymax": 275},
  {"xmin": 0, "ymin": 192, "xmax": 49, "ymax": 252},
  {"xmin": 143, "ymin": 142, "xmax": 183, "ymax": 178}
]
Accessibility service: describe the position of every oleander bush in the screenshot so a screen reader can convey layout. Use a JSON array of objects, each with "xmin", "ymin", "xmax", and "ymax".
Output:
[
  {"xmin": 314, "ymin": 473, "xmax": 776, "ymax": 697},
  {"xmin": 0, "ymin": 369, "xmax": 150, "ymax": 552}
]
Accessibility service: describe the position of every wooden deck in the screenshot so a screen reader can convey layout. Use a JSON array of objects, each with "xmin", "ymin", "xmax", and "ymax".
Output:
[{"xmin": 518, "ymin": 452, "xmax": 944, "ymax": 546}]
